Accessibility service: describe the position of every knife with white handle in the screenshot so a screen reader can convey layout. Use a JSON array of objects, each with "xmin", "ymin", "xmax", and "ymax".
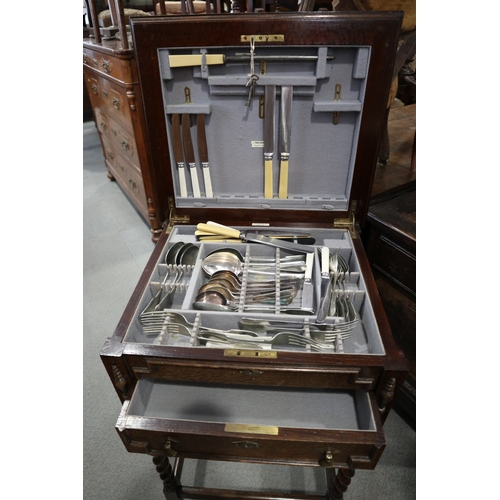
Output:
[
  {"xmin": 263, "ymin": 85, "xmax": 276, "ymax": 198},
  {"xmin": 197, "ymin": 113, "xmax": 213, "ymax": 197},
  {"xmin": 197, "ymin": 223, "xmax": 314, "ymax": 254},
  {"xmin": 279, "ymin": 85, "xmax": 293, "ymax": 199},
  {"xmin": 182, "ymin": 113, "xmax": 201, "ymax": 197},
  {"xmin": 171, "ymin": 114, "xmax": 188, "ymax": 197}
]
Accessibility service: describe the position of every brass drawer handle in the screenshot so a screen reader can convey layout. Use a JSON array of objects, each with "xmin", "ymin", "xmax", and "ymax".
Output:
[
  {"xmin": 92, "ymin": 58, "xmax": 98, "ymax": 68},
  {"xmin": 92, "ymin": 84, "xmax": 98, "ymax": 95},
  {"xmin": 107, "ymin": 151, "xmax": 114, "ymax": 160},
  {"xmin": 121, "ymin": 140, "xmax": 129, "ymax": 151},
  {"xmin": 102, "ymin": 89, "xmax": 108, "ymax": 99},
  {"xmin": 83, "ymin": 54, "xmax": 89, "ymax": 64},
  {"xmin": 233, "ymin": 441, "xmax": 259, "ymax": 449},
  {"xmin": 113, "ymin": 98, "xmax": 120, "ymax": 110},
  {"xmin": 129, "ymin": 179, "xmax": 137, "ymax": 190},
  {"xmin": 102, "ymin": 59, "xmax": 111, "ymax": 73},
  {"xmin": 99, "ymin": 121, "xmax": 107, "ymax": 131}
]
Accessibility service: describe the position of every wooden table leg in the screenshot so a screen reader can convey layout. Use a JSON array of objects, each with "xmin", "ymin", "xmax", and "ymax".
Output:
[
  {"xmin": 153, "ymin": 456, "xmax": 182, "ymax": 500},
  {"xmin": 326, "ymin": 468, "xmax": 355, "ymax": 500}
]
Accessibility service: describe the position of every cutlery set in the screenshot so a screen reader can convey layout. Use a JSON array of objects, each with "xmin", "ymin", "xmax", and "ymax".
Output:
[
  {"xmin": 172, "ymin": 113, "xmax": 213, "ymax": 198},
  {"xmin": 150, "ymin": 312, "xmax": 358, "ymax": 353},
  {"xmin": 264, "ymin": 85, "xmax": 293, "ymax": 199},
  {"xmin": 136, "ymin": 226, "xmax": 360, "ymax": 352}
]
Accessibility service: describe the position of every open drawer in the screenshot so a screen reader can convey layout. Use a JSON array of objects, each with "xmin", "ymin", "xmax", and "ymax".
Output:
[{"xmin": 116, "ymin": 378, "xmax": 386, "ymax": 470}]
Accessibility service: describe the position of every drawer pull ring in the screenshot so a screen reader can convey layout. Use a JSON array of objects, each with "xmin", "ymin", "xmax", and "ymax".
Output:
[
  {"xmin": 164, "ymin": 440, "xmax": 177, "ymax": 457},
  {"xmin": 233, "ymin": 441, "xmax": 259, "ymax": 449},
  {"xmin": 92, "ymin": 85, "xmax": 98, "ymax": 95},
  {"xmin": 113, "ymin": 98, "xmax": 121, "ymax": 110},
  {"xmin": 121, "ymin": 140, "xmax": 129, "ymax": 151},
  {"xmin": 239, "ymin": 370, "xmax": 263, "ymax": 376}
]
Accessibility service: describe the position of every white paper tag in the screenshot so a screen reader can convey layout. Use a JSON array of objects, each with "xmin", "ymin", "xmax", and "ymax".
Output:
[{"xmin": 251, "ymin": 141, "xmax": 264, "ymax": 148}]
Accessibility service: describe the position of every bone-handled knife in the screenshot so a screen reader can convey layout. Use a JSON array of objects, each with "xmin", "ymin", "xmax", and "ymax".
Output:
[
  {"xmin": 197, "ymin": 223, "xmax": 314, "ymax": 254},
  {"xmin": 263, "ymin": 85, "xmax": 276, "ymax": 199},
  {"xmin": 197, "ymin": 113, "xmax": 213, "ymax": 197},
  {"xmin": 182, "ymin": 113, "xmax": 201, "ymax": 198},
  {"xmin": 171, "ymin": 114, "xmax": 188, "ymax": 197},
  {"xmin": 279, "ymin": 85, "xmax": 293, "ymax": 199}
]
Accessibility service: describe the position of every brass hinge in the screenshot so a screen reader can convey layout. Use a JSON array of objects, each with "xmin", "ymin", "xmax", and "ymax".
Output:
[
  {"xmin": 165, "ymin": 197, "xmax": 189, "ymax": 233},
  {"xmin": 333, "ymin": 201, "xmax": 357, "ymax": 236}
]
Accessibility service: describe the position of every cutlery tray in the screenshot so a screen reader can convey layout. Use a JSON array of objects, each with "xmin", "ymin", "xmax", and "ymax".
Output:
[{"xmin": 122, "ymin": 224, "xmax": 384, "ymax": 358}]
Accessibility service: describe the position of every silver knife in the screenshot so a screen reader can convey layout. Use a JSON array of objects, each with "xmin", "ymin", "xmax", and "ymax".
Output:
[
  {"xmin": 279, "ymin": 85, "xmax": 292, "ymax": 199},
  {"xmin": 171, "ymin": 114, "xmax": 188, "ymax": 197},
  {"xmin": 264, "ymin": 85, "xmax": 276, "ymax": 199},
  {"xmin": 197, "ymin": 113, "xmax": 213, "ymax": 197},
  {"xmin": 316, "ymin": 247, "xmax": 332, "ymax": 322},
  {"xmin": 197, "ymin": 223, "xmax": 314, "ymax": 254},
  {"xmin": 301, "ymin": 252, "xmax": 315, "ymax": 311},
  {"xmin": 182, "ymin": 113, "xmax": 201, "ymax": 197}
]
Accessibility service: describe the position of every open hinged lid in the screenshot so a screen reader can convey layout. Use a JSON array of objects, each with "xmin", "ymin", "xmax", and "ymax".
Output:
[{"xmin": 131, "ymin": 11, "xmax": 403, "ymax": 231}]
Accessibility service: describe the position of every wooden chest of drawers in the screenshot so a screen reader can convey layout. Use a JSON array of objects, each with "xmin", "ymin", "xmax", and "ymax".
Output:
[{"xmin": 83, "ymin": 39, "xmax": 166, "ymax": 241}]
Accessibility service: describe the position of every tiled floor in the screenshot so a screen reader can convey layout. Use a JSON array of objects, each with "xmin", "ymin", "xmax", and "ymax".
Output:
[{"xmin": 83, "ymin": 119, "xmax": 416, "ymax": 499}]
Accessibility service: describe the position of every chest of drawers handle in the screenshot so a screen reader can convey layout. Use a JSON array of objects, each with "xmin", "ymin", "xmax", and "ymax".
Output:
[
  {"xmin": 113, "ymin": 98, "xmax": 121, "ymax": 110},
  {"xmin": 92, "ymin": 84, "xmax": 98, "ymax": 95},
  {"xmin": 121, "ymin": 140, "xmax": 130, "ymax": 151},
  {"xmin": 102, "ymin": 59, "xmax": 111, "ymax": 74}
]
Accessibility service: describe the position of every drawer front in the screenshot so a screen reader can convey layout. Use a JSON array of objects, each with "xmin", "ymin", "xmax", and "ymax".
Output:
[
  {"xmin": 85, "ymin": 72, "xmax": 133, "ymax": 131},
  {"xmin": 83, "ymin": 48, "xmax": 131, "ymax": 83},
  {"xmin": 96, "ymin": 109, "xmax": 139, "ymax": 170},
  {"xmin": 130, "ymin": 358, "xmax": 380, "ymax": 392},
  {"xmin": 101, "ymin": 136, "xmax": 148, "ymax": 214},
  {"xmin": 116, "ymin": 380, "xmax": 386, "ymax": 470},
  {"xmin": 371, "ymin": 236, "xmax": 416, "ymax": 296}
]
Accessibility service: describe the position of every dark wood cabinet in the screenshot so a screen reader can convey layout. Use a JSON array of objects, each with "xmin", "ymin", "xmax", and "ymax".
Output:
[
  {"xmin": 363, "ymin": 188, "xmax": 416, "ymax": 427},
  {"xmin": 100, "ymin": 11, "xmax": 409, "ymax": 498}
]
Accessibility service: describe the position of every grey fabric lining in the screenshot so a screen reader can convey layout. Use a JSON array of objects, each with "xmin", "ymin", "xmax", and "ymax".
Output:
[
  {"xmin": 122, "ymin": 227, "xmax": 385, "ymax": 355},
  {"xmin": 128, "ymin": 379, "xmax": 376, "ymax": 431},
  {"xmin": 158, "ymin": 45, "xmax": 370, "ymax": 206}
]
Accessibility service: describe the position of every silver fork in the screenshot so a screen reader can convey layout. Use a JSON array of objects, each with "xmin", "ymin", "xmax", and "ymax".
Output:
[{"xmin": 197, "ymin": 330, "xmax": 328, "ymax": 352}]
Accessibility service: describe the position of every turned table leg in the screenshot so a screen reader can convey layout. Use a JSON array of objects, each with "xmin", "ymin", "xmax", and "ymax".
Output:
[
  {"xmin": 326, "ymin": 467, "xmax": 355, "ymax": 500},
  {"xmin": 153, "ymin": 456, "xmax": 181, "ymax": 500}
]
